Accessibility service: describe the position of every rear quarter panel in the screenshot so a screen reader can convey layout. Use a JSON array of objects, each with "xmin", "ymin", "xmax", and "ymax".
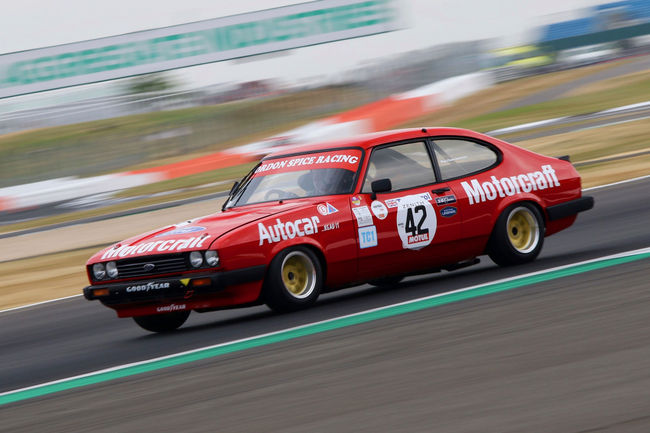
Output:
[{"xmin": 450, "ymin": 137, "xmax": 583, "ymax": 249}]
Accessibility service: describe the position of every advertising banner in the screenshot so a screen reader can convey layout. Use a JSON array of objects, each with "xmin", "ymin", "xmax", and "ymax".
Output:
[{"xmin": 0, "ymin": 0, "xmax": 398, "ymax": 98}]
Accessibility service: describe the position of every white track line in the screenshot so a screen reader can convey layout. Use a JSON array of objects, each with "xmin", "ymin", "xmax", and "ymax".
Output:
[
  {"xmin": 570, "ymin": 114, "xmax": 650, "ymax": 134},
  {"xmin": 2, "ymin": 175, "xmax": 649, "ymax": 315},
  {"xmin": 583, "ymin": 174, "xmax": 650, "ymax": 191},
  {"xmin": 487, "ymin": 100, "xmax": 650, "ymax": 136},
  {"xmin": 0, "ymin": 294, "xmax": 82, "ymax": 314}
]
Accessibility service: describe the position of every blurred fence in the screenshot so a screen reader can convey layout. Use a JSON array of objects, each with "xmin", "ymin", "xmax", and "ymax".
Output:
[{"xmin": 0, "ymin": 41, "xmax": 484, "ymax": 189}]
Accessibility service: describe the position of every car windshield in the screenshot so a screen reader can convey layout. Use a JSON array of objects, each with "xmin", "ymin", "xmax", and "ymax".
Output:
[{"xmin": 225, "ymin": 149, "xmax": 362, "ymax": 208}]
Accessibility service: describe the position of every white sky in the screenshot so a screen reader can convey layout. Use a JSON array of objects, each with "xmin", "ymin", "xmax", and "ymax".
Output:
[{"xmin": 1, "ymin": 0, "xmax": 606, "ymax": 92}]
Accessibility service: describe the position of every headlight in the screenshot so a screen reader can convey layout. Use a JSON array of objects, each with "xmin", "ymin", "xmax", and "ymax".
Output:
[
  {"xmin": 106, "ymin": 261, "xmax": 118, "ymax": 279},
  {"xmin": 92, "ymin": 263, "xmax": 106, "ymax": 280},
  {"xmin": 189, "ymin": 251, "xmax": 203, "ymax": 268},
  {"xmin": 205, "ymin": 250, "xmax": 219, "ymax": 267}
]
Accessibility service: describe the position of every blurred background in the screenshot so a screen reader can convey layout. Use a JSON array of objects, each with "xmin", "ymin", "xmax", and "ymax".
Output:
[{"xmin": 0, "ymin": 0, "xmax": 649, "ymax": 230}]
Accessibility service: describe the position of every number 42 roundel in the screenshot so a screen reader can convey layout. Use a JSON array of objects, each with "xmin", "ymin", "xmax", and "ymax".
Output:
[{"xmin": 396, "ymin": 195, "xmax": 437, "ymax": 250}]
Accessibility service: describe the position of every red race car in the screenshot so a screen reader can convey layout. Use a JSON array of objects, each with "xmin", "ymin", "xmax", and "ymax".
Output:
[{"xmin": 84, "ymin": 127, "xmax": 593, "ymax": 332}]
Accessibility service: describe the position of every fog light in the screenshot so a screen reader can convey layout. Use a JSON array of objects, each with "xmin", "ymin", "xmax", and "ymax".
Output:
[
  {"xmin": 189, "ymin": 251, "xmax": 203, "ymax": 268},
  {"xmin": 205, "ymin": 250, "xmax": 219, "ymax": 267},
  {"xmin": 93, "ymin": 288, "xmax": 109, "ymax": 297},
  {"xmin": 92, "ymin": 263, "xmax": 106, "ymax": 280}
]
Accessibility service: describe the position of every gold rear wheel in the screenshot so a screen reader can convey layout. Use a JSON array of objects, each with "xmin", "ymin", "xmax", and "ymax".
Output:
[
  {"xmin": 488, "ymin": 203, "xmax": 544, "ymax": 267},
  {"xmin": 506, "ymin": 207, "xmax": 540, "ymax": 253}
]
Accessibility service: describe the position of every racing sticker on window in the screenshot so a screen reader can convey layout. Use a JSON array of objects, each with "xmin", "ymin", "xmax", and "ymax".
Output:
[
  {"xmin": 358, "ymin": 225, "xmax": 378, "ymax": 248},
  {"xmin": 352, "ymin": 206, "xmax": 373, "ymax": 227},
  {"xmin": 254, "ymin": 149, "xmax": 362, "ymax": 177},
  {"xmin": 396, "ymin": 195, "xmax": 436, "ymax": 250}
]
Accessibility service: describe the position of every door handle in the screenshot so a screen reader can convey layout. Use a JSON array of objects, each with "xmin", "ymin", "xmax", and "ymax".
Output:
[{"xmin": 431, "ymin": 187, "xmax": 450, "ymax": 195}]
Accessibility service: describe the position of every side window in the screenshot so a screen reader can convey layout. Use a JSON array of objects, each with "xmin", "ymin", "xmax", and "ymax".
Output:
[
  {"xmin": 362, "ymin": 141, "xmax": 436, "ymax": 192},
  {"xmin": 432, "ymin": 139, "xmax": 498, "ymax": 180}
]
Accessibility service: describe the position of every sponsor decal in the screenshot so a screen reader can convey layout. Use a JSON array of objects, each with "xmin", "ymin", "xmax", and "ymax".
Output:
[
  {"xmin": 371, "ymin": 200, "xmax": 388, "ymax": 220},
  {"xmin": 440, "ymin": 206, "xmax": 457, "ymax": 217},
  {"xmin": 351, "ymin": 196, "xmax": 362, "ymax": 206},
  {"xmin": 461, "ymin": 165, "xmax": 560, "ymax": 205},
  {"xmin": 396, "ymin": 195, "xmax": 437, "ymax": 250},
  {"xmin": 358, "ymin": 225, "xmax": 378, "ymax": 249},
  {"xmin": 352, "ymin": 206, "xmax": 373, "ymax": 227},
  {"xmin": 385, "ymin": 198, "xmax": 399, "ymax": 208},
  {"xmin": 156, "ymin": 303, "xmax": 186, "ymax": 313},
  {"xmin": 317, "ymin": 202, "xmax": 339, "ymax": 216},
  {"xmin": 102, "ymin": 235, "xmax": 211, "ymax": 259},
  {"xmin": 155, "ymin": 226, "xmax": 205, "ymax": 237},
  {"xmin": 126, "ymin": 282, "xmax": 170, "ymax": 293},
  {"xmin": 385, "ymin": 192, "xmax": 432, "ymax": 208},
  {"xmin": 323, "ymin": 222, "xmax": 340, "ymax": 231},
  {"xmin": 254, "ymin": 150, "xmax": 362, "ymax": 176},
  {"xmin": 258, "ymin": 216, "xmax": 320, "ymax": 245},
  {"xmin": 435, "ymin": 195, "xmax": 457, "ymax": 206}
]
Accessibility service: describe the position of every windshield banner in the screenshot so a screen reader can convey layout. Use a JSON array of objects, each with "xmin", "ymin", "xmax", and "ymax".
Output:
[{"xmin": 254, "ymin": 149, "xmax": 362, "ymax": 177}]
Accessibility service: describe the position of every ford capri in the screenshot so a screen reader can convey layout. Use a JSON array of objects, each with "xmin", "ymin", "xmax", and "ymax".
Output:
[{"xmin": 84, "ymin": 127, "xmax": 594, "ymax": 332}]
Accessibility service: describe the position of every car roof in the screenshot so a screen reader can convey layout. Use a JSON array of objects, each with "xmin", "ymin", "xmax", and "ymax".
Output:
[{"xmin": 262, "ymin": 127, "xmax": 484, "ymax": 160}]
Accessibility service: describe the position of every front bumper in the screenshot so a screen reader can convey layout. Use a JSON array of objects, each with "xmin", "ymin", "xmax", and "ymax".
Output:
[
  {"xmin": 83, "ymin": 265, "xmax": 266, "ymax": 305},
  {"xmin": 547, "ymin": 196, "xmax": 594, "ymax": 221}
]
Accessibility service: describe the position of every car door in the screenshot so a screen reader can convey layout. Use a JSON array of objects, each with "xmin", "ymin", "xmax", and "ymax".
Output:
[
  {"xmin": 429, "ymin": 137, "xmax": 502, "ymax": 256},
  {"xmin": 353, "ymin": 140, "xmax": 461, "ymax": 280}
]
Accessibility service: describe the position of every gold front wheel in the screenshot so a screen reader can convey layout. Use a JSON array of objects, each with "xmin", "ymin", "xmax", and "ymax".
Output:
[
  {"xmin": 281, "ymin": 251, "xmax": 317, "ymax": 299},
  {"xmin": 265, "ymin": 247, "xmax": 323, "ymax": 313}
]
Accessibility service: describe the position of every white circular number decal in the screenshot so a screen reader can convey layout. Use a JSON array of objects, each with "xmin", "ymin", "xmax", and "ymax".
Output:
[
  {"xmin": 396, "ymin": 195, "xmax": 436, "ymax": 250},
  {"xmin": 371, "ymin": 200, "xmax": 388, "ymax": 220}
]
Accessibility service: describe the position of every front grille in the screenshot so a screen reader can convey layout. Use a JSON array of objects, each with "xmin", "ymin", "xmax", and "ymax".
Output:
[{"xmin": 115, "ymin": 254, "xmax": 189, "ymax": 279}]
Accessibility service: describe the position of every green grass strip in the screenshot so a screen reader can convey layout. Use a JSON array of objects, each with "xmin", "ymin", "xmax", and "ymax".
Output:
[{"xmin": 2, "ymin": 251, "xmax": 649, "ymax": 406}]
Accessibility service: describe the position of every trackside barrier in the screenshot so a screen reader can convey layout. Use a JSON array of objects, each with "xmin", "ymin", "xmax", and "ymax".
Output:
[{"xmin": 0, "ymin": 72, "xmax": 493, "ymax": 212}]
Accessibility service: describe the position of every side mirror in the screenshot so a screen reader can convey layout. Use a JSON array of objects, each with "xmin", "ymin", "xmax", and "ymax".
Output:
[{"xmin": 370, "ymin": 178, "xmax": 392, "ymax": 200}]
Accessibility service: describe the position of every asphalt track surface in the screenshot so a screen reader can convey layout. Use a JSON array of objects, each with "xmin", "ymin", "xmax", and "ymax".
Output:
[{"xmin": 1, "ymin": 177, "xmax": 650, "ymax": 431}]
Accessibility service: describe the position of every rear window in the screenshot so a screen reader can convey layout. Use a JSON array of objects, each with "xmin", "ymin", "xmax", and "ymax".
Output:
[{"xmin": 432, "ymin": 139, "xmax": 498, "ymax": 180}]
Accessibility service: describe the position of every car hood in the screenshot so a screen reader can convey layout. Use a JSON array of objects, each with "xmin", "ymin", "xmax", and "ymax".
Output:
[{"xmin": 89, "ymin": 201, "xmax": 305, "ymax": 263}]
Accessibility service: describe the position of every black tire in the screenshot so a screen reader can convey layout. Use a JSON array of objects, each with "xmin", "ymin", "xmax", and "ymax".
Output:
[
  {"xmin": 264, "ymin": 246, "xmax": 323, "ymax": 313},
  {"xmin": 487, "ymin": 202, "xmax": 545, "ymax": 267},
  {"xmin": 368, "ymin": 276, "xmax": 404, "ymax": 288},
  {"xmin": 133, "ymin": 310, "xmax": 190, "ymax": 333}
]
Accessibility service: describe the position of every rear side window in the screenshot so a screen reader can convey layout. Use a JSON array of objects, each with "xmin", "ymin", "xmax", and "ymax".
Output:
[
  {"xmin": 362, "ymin": 141, "xmax": 436, "ymax": 192},
  {"xmin": 432, "ymin": 139, "xmax": 498, "ymax": 180}
]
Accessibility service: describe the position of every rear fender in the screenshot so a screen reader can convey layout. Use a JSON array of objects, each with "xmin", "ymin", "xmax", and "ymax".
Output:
[{"xmin": 490, "ymin": 194, "xmax": 547, "ymax": 230}]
